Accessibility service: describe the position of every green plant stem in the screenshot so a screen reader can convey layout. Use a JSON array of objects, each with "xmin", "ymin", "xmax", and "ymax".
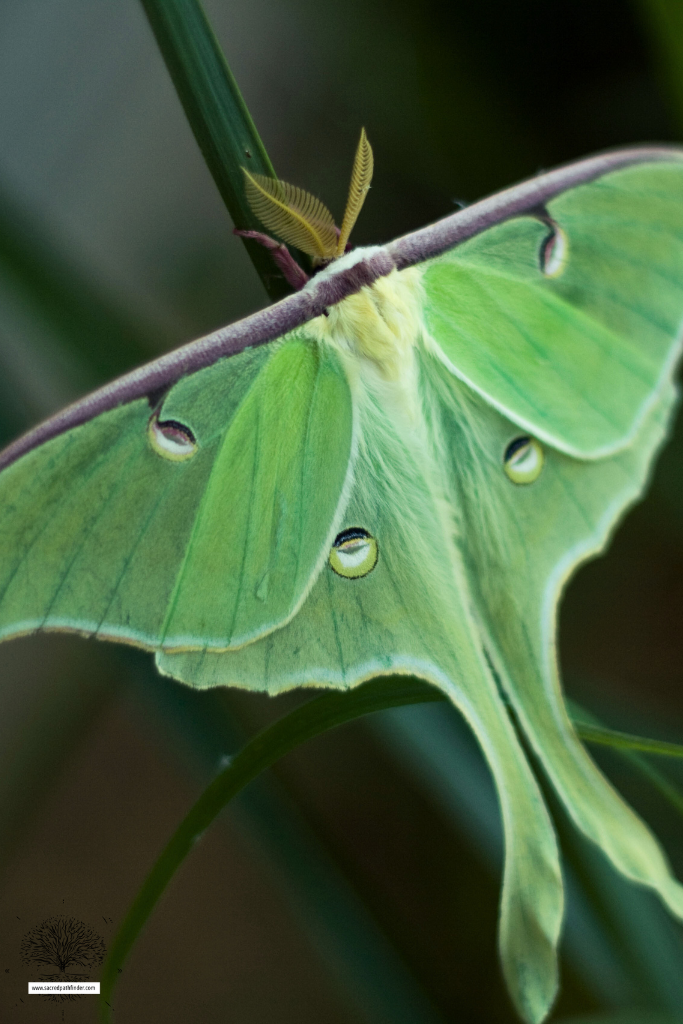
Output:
[
  {"xmin": 569, "ymin": 698, "xmax": 683, "ymax": 817},
  {"xmin": 573, "ymin": 722, "xmax": 683, "ymax": 759},
  {"xmin": 140, "ymin": 0, "xmax": 295, "ymax": 300},
  {"xmin": 623, "ymin": 751, "xmax": 683, "ymax": 817}
]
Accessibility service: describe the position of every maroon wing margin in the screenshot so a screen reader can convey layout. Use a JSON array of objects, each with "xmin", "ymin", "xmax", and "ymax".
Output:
[{"xmin": 1, "ymin": 145, "xmax": 681, "ymax": 471}]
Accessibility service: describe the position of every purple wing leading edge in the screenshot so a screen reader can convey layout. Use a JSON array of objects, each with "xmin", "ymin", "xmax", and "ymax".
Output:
[{"xmin": 0, "ymin": 145, "xmax": 681, "ymax": 472}]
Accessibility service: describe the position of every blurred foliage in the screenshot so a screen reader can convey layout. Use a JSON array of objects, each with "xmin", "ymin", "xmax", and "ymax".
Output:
[{"xmin": 0, "ymin": 0, "xmax": 683, "ymax": 1022}]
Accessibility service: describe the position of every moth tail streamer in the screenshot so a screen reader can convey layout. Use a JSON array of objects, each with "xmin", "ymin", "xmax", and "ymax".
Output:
[
  {"xmin": 498, "ymin": 648, "xmax": 683, "ymax": 924},
  {"xmin": 435, "ymin": 674, "xmax": 563, "ymax": 1024}
]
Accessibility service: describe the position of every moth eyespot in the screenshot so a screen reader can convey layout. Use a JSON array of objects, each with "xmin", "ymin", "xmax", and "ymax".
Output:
[
  {"xmin": 148, "ymin": 415, "xmax": 197, "ymax": 461},
  {"xmin": 504, "ymin": 436, "xmax": 543, "ymax": 484},
  {"xmin": 329, "ymin": 528, "xmax": 378, "ymax": 579},
  {"xmin": 540, "ymin": 224, "xmax": 567, "ymax": 277}
]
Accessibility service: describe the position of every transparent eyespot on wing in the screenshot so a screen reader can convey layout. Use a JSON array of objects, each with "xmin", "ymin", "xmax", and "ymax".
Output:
[
  {"xmin": 329, "ymin": 527, "xmax": 378, "ymax": 579},
  {"xmin": 504, "ymin": 436, "xmax": 544, "ymax": 484},
  {"xmin": 540, "ymin": 223, "xmax": 568, "ymax": 278},
  {"xmin": 148, "ymin": 414, "xmax": 198, "ymax": 461}
]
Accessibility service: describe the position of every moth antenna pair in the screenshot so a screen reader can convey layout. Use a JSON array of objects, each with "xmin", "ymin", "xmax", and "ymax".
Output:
[{"xmin": 241, "ymin": 128, "xmax": 373, "ymax": 264}]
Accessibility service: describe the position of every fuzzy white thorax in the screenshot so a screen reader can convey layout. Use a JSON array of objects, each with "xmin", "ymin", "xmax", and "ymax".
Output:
[
  {"xmin": 308, "ymin": 254, "xmax": 467, "ymax": 610},
  {"xmin": 307, "ymin": 254, "xmax": 425, "ymax": 407}
]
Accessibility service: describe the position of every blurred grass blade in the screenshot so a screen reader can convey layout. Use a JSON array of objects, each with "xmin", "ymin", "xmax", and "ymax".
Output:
[
  {"xmin": 566, "ymin": 699, "xmax": 683, "ymax": 1004},
  {"xmin": 99, "ymin": 676, "xmax": 442, "ymax": 1021},
  {"xmin": 569, "ymin": 699, "xmax": 683, "ymax": 816},
  {"xmin": 573, "ymin": 723, "xmax": 683, "ymax": 759},
  {"xmin": 622, "ymin": 753, "xmax": 683, "ymax": 817},
  {"xmin": 140, "ymin": 0, "xmax": 298, "ymax": 300},
  {"xmin": 557, "ymin": 1014, "xmax": 683, "ymax": 1023}
]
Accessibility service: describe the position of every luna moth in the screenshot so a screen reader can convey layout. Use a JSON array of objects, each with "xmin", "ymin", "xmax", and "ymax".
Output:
[{"xmin": 0, "ymin": 130, "xmax": 682, "ymax": 1023}]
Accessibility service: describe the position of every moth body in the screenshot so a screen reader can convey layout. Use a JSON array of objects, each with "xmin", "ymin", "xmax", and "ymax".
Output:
[
  {"xmin": 311, "ymin": 255, "xmax": 420, "ymax": 368},
  {"xmin": 305, "ymin": 251, "xmax": 465, "ymax": 620}
]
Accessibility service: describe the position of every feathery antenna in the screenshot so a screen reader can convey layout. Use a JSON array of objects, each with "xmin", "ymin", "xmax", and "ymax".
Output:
[
  {"xmin": 242, "ymin": 129, "xmax": 373, "ymax": 266},
  {"xmin": 337, "ymin": 128, "xmax": 374, "ymax": 257},
  {"xmin": 241, "ymin": 171, "xmax": 338, "ymax": 259}
]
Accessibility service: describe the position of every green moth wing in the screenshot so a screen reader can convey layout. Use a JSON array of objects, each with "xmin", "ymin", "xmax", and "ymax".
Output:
[
  {"xmin": 420, "ymin": 162, "xmax": 683, "ymax": 457},
  {"xmin": 426, "ymin": 352, "xmax": 683, "ymax": 916},
  {"xmin": 1, "ymin": 148, "xmax": 683, "ymax": 1023},
  {"xmin": 160, "ymin": 337, "xmax": 354, "ymax": 648},
  {"xmin": 0, "ymin": 336, "xmax": 354, "ymax": 649}
]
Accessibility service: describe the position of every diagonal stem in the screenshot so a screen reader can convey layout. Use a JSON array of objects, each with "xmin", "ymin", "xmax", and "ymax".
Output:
[{"xmin": 140, "ymin": 0, "xmax": 302, "ymax": 300}]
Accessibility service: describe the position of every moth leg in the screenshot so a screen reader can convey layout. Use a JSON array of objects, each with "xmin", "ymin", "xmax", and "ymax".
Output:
[{"xmin": 234, "ymin": 228, "xmax": 310, "ymax": 290}]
